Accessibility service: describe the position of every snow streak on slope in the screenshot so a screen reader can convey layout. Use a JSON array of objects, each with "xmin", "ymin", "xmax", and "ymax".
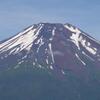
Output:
[
  {"xmin": 48, "ymin": 43, "xmax": 55, "ymax": 63},
  {"xmin": 75, "ymin": 53, "xmax": 86, "ymax": 66},
  {"xmin": 64, "ymin": 24, "xmax": 98, "ymax": 55},
  {"xmin": 0, "ymin": 24, "xmax": 44, "ymax": 55}
]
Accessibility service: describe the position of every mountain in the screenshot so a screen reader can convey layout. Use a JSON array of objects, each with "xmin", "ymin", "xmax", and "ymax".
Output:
[{"xmin": 0, "ymin": 23, "xmax": 100, "ymax": 100}]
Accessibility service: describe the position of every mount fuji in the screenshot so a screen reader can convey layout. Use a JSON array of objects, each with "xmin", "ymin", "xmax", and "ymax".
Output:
[{"xmin": 0, "ymin": 23, "xmax": 100, "ymax": 100}]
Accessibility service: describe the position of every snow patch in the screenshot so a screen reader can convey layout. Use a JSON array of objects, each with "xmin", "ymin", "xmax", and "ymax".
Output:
[
  {"xmin": 81, "ymin": 39, "xmax": 97, "ymax": 55},
  {"xmin": 46, "ymin": 58, "xmax": 49, "ymax": 64},
  {"xmin": 61, "ymin": 70, "xmax": 66, "ymax": 75},
  {"xmin": 49, "ymin": 27, "xmax": 56, "ymax": 41},
  {"xmin": 0, "ymin": 24, "xmax": 44, "ymax": 55},
  {"xmin": 64, "ymin": 25, "xmax": 81, "ymax": 34},
  {"xmin": 36, "ymin": 37, "xmax": 44, "ymax": 53},
  {"xmin": 70, "ymin": 33, "xmax": 81, "ymax": 50},
  {"xmin": 50, "ymin": 65, "xmax": 53, "ymax": 70},
  {"xmin": 18, "ymin": 60, "xmax": 24, "ymax": 65},
  {"xmin": 82, "ymin": 51, "xmax": 94, "ymax": 61},
  {"xmin": 22, "ymin": 55, "xmax": 27, "ymax": 60},
  {"xmin": 52, "ymin": 27, "xmax": 56, "ymax": 36},
  {"xmin": 33, "ymin": 62, "xmax": 35, "ymax": 66},
  {"xmin": 64, "ymin": 25, "xmax": 81, "ymax": 50},
  {"xmin": 38, "ymin": 64, "xmax": 42, "ymax": 68},
  {"xmin": 64, "ymin": 25, "xmax": 97, "ymax": 55},
  {"xmin": 48, "ymin": 43, "xmax": 55, "ymax": 63},
  {"xmin": 75, "ymin": 53, "xmax": 86, "ymax": 66}
]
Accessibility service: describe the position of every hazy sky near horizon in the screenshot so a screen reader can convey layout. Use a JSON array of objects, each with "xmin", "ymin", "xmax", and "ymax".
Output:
[{"xmin": 0, "ymin": 0, "xmax": 100, "ymax": 41}]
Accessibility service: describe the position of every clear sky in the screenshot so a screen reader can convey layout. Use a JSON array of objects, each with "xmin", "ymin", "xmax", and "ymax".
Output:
[{"xmin": 0, "ymin": 0, "xmax": 100, "ymax": 41}]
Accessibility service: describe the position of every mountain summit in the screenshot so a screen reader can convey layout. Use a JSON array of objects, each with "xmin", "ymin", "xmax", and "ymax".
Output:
[
  {"xmin": 0, "ymin": 23, "xmax": 100, "ymax": 100},
  {"xmin": 0, "ymin": 23, "xmax": 100, "ymax": 73}
]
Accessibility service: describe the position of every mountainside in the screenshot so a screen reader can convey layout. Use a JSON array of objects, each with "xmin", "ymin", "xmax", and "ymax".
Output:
[{"xmin": 0, "ymin": 23, "xmax": 100, "ymax": 100}]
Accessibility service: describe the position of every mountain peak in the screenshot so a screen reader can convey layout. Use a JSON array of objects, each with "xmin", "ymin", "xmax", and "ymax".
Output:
[
  {"xmin": 0, "ymin": 23, "xmax": 100, "ymax": 76},
  {"xmin": 0, "ymin": 22, "xmax": 100, "ymax": 100}
]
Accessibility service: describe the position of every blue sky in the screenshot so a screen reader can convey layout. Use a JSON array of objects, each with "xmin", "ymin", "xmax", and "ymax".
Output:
[{"xmin": 0, "ymin": 0, "xmax": 100, "ymax": 41}]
